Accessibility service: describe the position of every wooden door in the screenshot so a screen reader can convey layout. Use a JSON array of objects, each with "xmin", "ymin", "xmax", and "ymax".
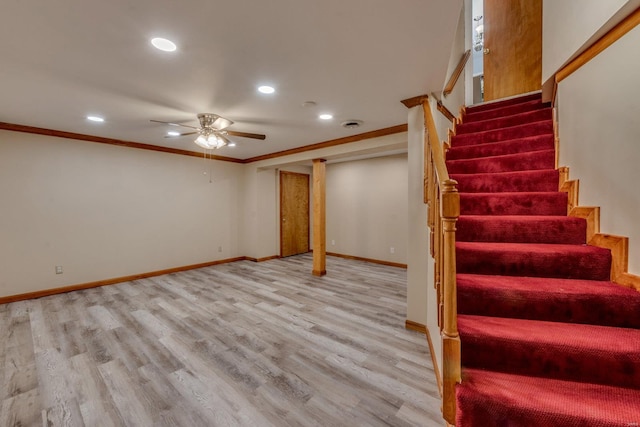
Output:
[
  {"xmin": 483, "ymin": 0, "xmax": 542, "ymax": 101},
  {"xmin": 280, "ymin": 171, "xmax": 310, "ymax": 257}
]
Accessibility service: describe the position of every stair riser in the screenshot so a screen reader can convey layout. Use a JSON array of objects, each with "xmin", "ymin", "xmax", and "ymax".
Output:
[
  {"xmin": 458, "ymin": 281, "xmax": 640, "ymax": 328},
  {"xmin": 457, "ymin": 109, "xmax": 552, "ymax": 135},
  {"xmin": 447, "ymin": 150, "xmax": 555, "ymax": 174},
  {"xmin": 459, "ymin": 332, "xmax": 640, "ymax": 389},
  {"xmin": 452, "ymin": 120, "xmax": 553, "ymax": 147},
  {"xmin": 460, "ymin": 193, "xmax": 568, "ymax": 216},
  {"xmin": 456, "ymin": 244, "xmax": 612, "ymax": 281},
  {"xmin": 446, "ymin": 135, "xmax": 554, "ymax": 160},
  {"xmin": 457, "ymin": 217, "xmax": 586, "ymax": 244},
  {"xmin": 453, "ymin": 171, "xmax": 559, "ymax": 193}
]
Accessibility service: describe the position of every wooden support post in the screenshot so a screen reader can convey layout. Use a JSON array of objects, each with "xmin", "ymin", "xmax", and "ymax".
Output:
[{"xmin": 312, "ymin": 159, "xmax": 327, "ymax": 276}]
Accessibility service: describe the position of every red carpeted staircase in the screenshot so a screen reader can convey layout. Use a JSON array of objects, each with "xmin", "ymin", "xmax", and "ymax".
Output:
[{"xmin": 449, "ymin": 93, "xmax": 640, "ymax": 426}]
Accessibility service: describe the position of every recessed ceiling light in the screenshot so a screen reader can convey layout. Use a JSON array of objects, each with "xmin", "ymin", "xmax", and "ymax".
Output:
[
  {"xmin": 86, "ymin": 115, "xmax": 104, "ymax": 122},
  {"xmin": 151, "ymin": 37, "xmax": 177, "ymax": 52},
  {"xmin": 167, "ymin": 131, "xmax": 180, "ymax": 136},
  {"xmin": 258, "ymin": 85, "xmax": 275, "ymax": 94},
  {"xmin": 319, "ymin": 114, "xmax": 333, "ymax": 120},
  {"xmin": 228, "ymin": 142, "xmax": 237, "ymax": 147}
]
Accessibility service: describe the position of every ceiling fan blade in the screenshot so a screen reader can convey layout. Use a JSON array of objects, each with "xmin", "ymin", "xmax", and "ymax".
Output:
[
  {"xmin": 164, "ymin": 131, "xmax": 198, "ymax": 138},
  {"xmin": 150, "ymin": 119, "xmax": 199, "ymax": 130},
  {"xmin": 226, "ymin": 130, "xmax": 266, "ymax": 140}
]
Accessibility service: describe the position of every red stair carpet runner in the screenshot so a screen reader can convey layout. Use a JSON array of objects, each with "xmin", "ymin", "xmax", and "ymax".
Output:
[{"xmin": 449, "ymin": 93, "xmax": 640, "ymax": 426}]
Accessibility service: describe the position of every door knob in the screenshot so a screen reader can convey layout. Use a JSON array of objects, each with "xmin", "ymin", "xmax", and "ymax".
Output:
[{"xmin": 483, "ymin": 48, "xmax": 490, "ymax": 55}]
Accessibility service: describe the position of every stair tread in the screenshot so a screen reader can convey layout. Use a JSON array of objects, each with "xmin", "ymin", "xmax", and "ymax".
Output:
[
  {"xmin": 459, "ymin": 314, "xmax": 640, "ymax": 354},
  {"xmin": 447, "ymin": 149, "xmax": 555, "ymax": 174},
  {"xmin": 446, "ymin": 134, "xmax": 554, "ymax": 160},
  {"xmin": 457, "ymin": 215, "xmax": 586, "ymax": 244},
  {"xmin": 452, "ymin": 169, "xmax": 560, "ymax": 193},
  {"xmin": 458, "ymin": 273, "xmax": 637, "ymax": 300},
  {"xmin": 459, "ymin": 192, "xmax": 568, "ymax": 216},
  {"xmin": 451, "ymin": 120, "xmax": 553, "ymax": 146},
  {"xmin": 456, "ymin": 241, "xmax": 612, "ymax": 280},
  {"xmin": 465, "ymin": 93, "xmax": 542, "ymax": 113},
  {"xmin": 457, "ymin": 368, "xmax": 640, "ymax": 427},
  {"xmin": 464, "ymin": 99, "xmax": 548, "ymax": 123},
  {"xmin": 456, "ymin": 241, "xmax": 609, "ymax": 252},
  {"xmin": 457, "ymin": 108, "xmax": 553, "ymax": 134}
]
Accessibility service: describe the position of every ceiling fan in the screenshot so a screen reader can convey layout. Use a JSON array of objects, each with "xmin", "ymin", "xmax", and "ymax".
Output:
[{"xmin": 151, "ymin": 113, "xmax": 266, "ymax": 150}]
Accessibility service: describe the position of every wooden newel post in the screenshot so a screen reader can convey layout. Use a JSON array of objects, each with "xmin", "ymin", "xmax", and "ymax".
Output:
[{"xmin": 440, "ymin": 179, "xmax": 461, "ymax": 424}]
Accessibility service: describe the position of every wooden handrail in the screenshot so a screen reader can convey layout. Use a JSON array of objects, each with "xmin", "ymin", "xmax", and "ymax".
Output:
[
  {"xmin": 422, "ymin": 100, "xmax": 460, "ymax": 425},
  {"xmin": 424, "ymin": 102, "xmax": 451, "ymax": 184},
  {"xmin": 443, "ymin": 49, "xmax": 471, "ymax": 96},
  {"xmin": 437, "ymin": 100, "xmax": 456, "ymax": 123}
]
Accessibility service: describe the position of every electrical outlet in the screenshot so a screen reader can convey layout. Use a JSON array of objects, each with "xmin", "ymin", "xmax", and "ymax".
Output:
[
  {"xmin": 55, "ymin": 266, "xmax": 63, "ymax": 274},
  {"xmin": 218, "ymin": 246, "xmax": 223, "ymax": 252},
  {"xmin": 390, "ymin": 247, "xmax": 395, "ymax": 254},
  {"xmin": 331, "ymin": 240, "xmax": 336, "ymax": 246}
]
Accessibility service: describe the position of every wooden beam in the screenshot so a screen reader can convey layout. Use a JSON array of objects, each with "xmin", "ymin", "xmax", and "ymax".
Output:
[{"xmin": 312, "ymin": 159, "xmax": 327, "ymax": 276}]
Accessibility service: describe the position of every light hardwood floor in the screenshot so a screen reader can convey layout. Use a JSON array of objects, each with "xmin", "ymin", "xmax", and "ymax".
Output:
[{"xmin": 0, "ymin": 254, "xmax": 441, "ymax": 426}]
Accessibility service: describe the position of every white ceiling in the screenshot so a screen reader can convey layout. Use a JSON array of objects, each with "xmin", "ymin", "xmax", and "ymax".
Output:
[{"xmin": 0, "ymin": 0, "xmax": 462, "ymax": 160}]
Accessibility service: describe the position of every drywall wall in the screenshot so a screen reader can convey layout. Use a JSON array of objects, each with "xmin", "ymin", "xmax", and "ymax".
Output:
[
  {"xmin": 557, "ymin": 24, "xmax": 640, "ymax": 274},
  {"xmin": 406, "ymin": 107, "xmax": 432, "ymax": 329},
  {"xmin": 326, "ymin": 154, "xmax": 408, "ymax": 264},
  {"xmin": 542, "ymin": 0, "xmax": 631, "ymax": 81},
  {"xmin": 442, "ymin": 4, "xmax": 468, "ymax": 116},
  {"xmin": 0, "ymin": 130, "xmax": 243, "ymax": 298},
  {"xmin": 239, "ymin": 167, "xmax": 279, "ymax": 260}
]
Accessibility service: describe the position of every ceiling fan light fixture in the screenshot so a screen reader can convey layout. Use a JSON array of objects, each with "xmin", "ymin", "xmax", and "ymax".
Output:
[
  {"xmin": 194, "ymin": 132, "xmax": 228, "ymax": 150},
  {"xmin": 212, "ymin": 116, "xmax": 233, "ymax": 130}
]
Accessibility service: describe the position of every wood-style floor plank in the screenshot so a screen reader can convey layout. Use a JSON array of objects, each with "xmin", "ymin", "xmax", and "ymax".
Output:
[{"xmin": 0, "ymin": 254, "xmax": 440, "ymax": 426}]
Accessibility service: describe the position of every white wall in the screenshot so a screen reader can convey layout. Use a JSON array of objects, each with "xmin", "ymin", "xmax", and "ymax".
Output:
[
  {"xmin": 326, "ymin": 155, "xmax": 408, "ymax": 264},
  {"xmin": 542, "ymin": 0, "xmax": 635, "ymax": 81},
  {"xmin": 441, "ymin": 4, "xmax": 468, "ymax": 121},
  {"xmin": 0, "ymin": 130, "xmax": 243, "ymax": 297},
  {"xmin": 557, "ymin": 24, "xmax": 640, "ymax": 274},
  {"xmin": 406, "ymin": 107, "xmax": 432, "ymax": 327},
  {"xmin": 239, "ymin": 167, "xmax": 279, "ymax": 260}
]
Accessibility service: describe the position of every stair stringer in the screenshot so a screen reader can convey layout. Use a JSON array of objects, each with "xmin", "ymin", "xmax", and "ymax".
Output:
[{"xmin": 560, "ymin": 166, "xmax": 640, "ymax": 290}]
